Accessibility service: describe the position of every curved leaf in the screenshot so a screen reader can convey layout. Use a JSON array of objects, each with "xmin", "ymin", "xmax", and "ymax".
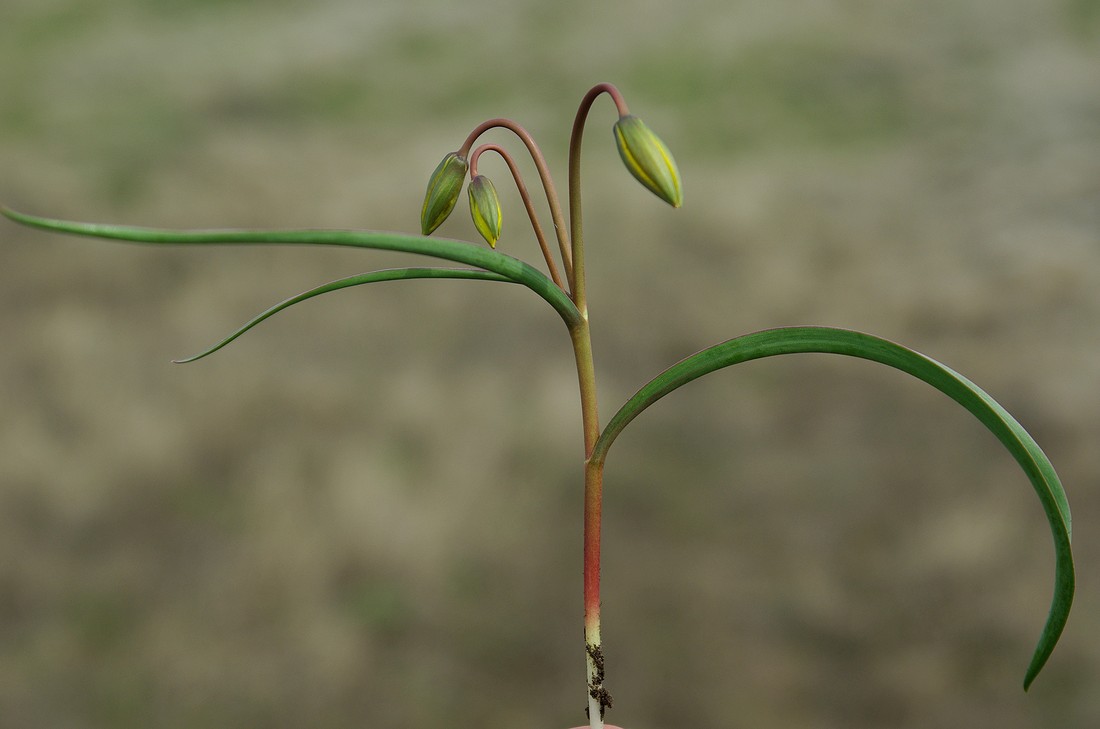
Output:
[
  {"xmin": 592, "ymin": 326, "xmax": 1073, "ymax": 690},
  {"xmin": 1, "ymin": 207, "xmax": 580, "ymax": 327},
  {"xmin": 174, "ymin": 267, "xmax": 513, "ymax": 363}
]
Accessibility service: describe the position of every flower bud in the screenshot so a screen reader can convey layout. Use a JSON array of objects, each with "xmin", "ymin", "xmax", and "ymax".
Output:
[
  {"xmin": 420, "ymin": 152, "xmax": 469, "ymax": 235},
  {"xmin": 467, "ymin": 175, "xmax": 502, "ymax": 248},
  {"xmin": 612, "ymin": 115, "xmax": 683, "ymax": 208}
]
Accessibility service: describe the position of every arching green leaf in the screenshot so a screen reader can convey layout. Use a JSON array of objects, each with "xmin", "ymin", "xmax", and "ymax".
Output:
[
  {"xmin": 592, "ymin": 325, "xmax": 1073, "ymax": 690},
  {"xmin": 174, "ymin": 267, "xmax": 513, "ymax": 363},
  {"xmin": 1, "ymin": 207, "xmax": 580, "ymax": 327}
]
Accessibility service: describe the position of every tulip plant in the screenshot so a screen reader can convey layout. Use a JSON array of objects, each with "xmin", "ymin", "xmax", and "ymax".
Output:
[{"xmin": 1, "ymin": 82, "xmax": 1075, "ymax": 729}]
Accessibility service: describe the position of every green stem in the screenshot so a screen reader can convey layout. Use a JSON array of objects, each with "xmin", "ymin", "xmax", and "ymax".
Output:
[
  {"xmin": 567, "ymin": 83, "xmax": 628, "ymax": 318},
  {"xmin": 567, "ymin": 81, "xmax": 629, "ymax": 729}
]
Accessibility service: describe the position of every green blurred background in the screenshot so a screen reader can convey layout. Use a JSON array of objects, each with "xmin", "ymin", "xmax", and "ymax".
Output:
[{"xmin": 2, "ymin": 1, "xmax": 1099, "ymax": 727}]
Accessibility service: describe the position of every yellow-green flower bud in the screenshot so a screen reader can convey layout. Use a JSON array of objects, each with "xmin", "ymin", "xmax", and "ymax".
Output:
[
  {"xmin": 612, "ymin": 115, "xmax": 683, "ymax": 208},
  {"xmin": 467, "ymin": 175, "xmax": 502, "ymax": 248},
  {"xmin": 420, "ymin": 152, "xmax": 469, "ymax": 235}
]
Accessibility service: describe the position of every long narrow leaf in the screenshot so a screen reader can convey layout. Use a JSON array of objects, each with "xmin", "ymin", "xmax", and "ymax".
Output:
[
  {"xmin": 592, "ymin": 325, "xmax": 1073, "ymax": 689},
  {"xmin": 174, "ymin": 267, "xmax": 513, "ymax": 363},
  {"xmin": 1, "ymin": 207, "xmax": 580, "ymax": 327}
]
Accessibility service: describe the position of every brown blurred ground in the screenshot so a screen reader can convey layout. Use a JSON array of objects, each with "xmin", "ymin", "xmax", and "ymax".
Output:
[{"xmin": 2, "ymin": 1, "xmax": 1099, "ymax": 727}]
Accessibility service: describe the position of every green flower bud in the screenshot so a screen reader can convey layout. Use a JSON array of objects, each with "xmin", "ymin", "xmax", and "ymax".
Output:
[
  {"xmin": 420, "ymin": 152, "xmax": 469, "ymax": 235},
  {"xmin": 612, "ymin": 115, "xmax": 683, "ymax": 208},
  {"xmin": 467, "ymin": 175, "xmax": 502, "ymax": 248}
]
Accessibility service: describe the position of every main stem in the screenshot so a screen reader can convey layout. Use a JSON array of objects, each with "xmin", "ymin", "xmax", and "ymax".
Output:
[
  {"xmin": 571, "ymin": 312, "xmax": 606, "ymax": 728},
  {"xmin": 568, "ymin": 81, "xmax": 628, "ymax": 729}
]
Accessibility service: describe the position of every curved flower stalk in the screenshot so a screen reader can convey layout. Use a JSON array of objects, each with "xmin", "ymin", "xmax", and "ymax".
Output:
[
  {"xmin": 456, "ymin": 116, "xmax": 575, "ymax": 287},
  {"xmin": 469, "ymin": 142, "xmax": 565, "ymax": 289},
  {"xmin": 0, "ymin": 81, "xmax": 1075, "ymax": 729}
]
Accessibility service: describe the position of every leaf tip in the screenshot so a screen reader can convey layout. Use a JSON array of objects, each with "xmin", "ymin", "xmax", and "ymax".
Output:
[
  {"xmin": 172, "ymin": 347, "xmax": 219, "ymax": 364},
  {"xmin": 1023, "ymin": 649, "xmax": 1048, "ymax": 692},
  {"xmin": 1023, "ymin": 667, "xmax": 1038, "ymax": 692}
]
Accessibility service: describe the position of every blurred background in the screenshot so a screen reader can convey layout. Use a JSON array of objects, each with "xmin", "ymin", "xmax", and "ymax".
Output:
[{"xmin": 2, "ymin": 0, "xmax": 1098, "ymax": 727}]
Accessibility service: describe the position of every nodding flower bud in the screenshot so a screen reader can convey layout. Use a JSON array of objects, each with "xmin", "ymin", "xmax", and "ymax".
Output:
[
  {"xmin": 612, "ymin": 115, "xmax": 683, "ymax": 208},
  {"xmin": 420, "ymin": 152, "xmax": 469, "ymax": 235},
  {"xmin": 467, "ymin": 175, "xmax": 502, "ymax": 248}
]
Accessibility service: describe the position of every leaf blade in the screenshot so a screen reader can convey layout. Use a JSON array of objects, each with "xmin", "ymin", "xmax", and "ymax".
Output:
[
  {"xmin": 593, "ymin": 325, "xmax": 1073, "ymax": 689},
  {"xmin": 1, "ymin": 207, "xmax": 580, "ymax": 327},
  {"xmin": 174, "ymin": 267, "xmax": 514, "ymax": 363}
]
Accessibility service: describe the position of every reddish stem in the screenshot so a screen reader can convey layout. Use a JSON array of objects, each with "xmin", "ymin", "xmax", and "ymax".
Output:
[
  {"xmin": 459, "ymin": 118, "xmax": 573, "ymax": 290},
  {"xmin": 470, "ymin": 143, "xmax": 565, "ymax": 290}
]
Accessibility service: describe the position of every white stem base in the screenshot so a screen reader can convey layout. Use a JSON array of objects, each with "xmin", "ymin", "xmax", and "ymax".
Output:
[{"xmin": 587, "ymin": 694, "xmax": 604, "ymax": 729}]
